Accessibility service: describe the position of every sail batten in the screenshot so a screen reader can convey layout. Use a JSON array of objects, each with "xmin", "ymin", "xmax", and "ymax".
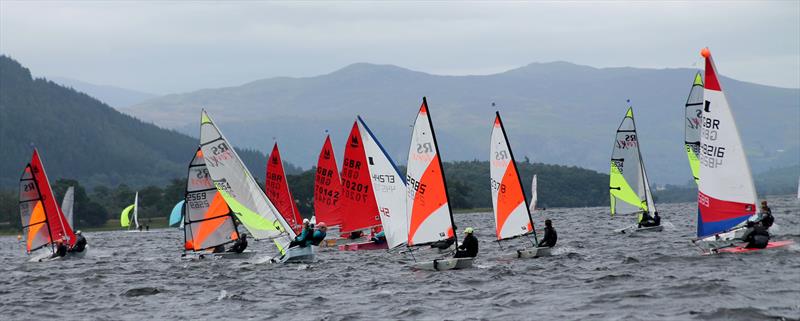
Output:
[{"xmin": 697, "ymin": 49, "xmax": 758, "ymax": 238}]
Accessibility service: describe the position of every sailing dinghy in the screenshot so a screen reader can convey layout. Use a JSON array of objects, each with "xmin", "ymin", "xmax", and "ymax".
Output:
[
  {"xmin": 491, "ymin": 112, "xmax": 549, "ymax": 258},
  {"xmin": 694, "ymin": 48, "xmax": 793, "ymax": 253},
  {"xmin": 199, "ymin": 110, "xmax": 311, "ymax": 263},
  {"xmin": 609, "ymin": 106, "xmax": 662, "ymax": 234},
  {"xmin": 684, "ymin": 72, "xmax": 704, "ymax": 184},
  {"xmin": 339, "ymin": 116, "xmax": 406, "ymax": 251},
  {"xmin": 182, "ymin": 148, "xmax": 252, "ymax": 259},
  {"xmin": 120, "ymin": 192, "xmax": 140, "ymax": 231},
  {"xmin": 19, "ymin": 149, "xmax": 82, "ymax": 261},
  {"xmin": 265, "ymin": 143, "xmax": 303, "ymax": 234},
  {"xmin": 313, "ymin": 134, "xmax": 344, "ymax": 247},
  {"xmin": 337, "ymin": 120, "xmax": 384, "ymax": 248},
  {"xmin": 61, "ymin": 186, "xmax": 75, "ymax": 228},
  {"xmin": 406, "ymin": 98, "xmax": 473, "ymax": 271}
]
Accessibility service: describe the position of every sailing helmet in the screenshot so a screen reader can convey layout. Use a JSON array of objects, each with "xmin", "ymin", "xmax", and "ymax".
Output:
[
  {"xmin": 303, "ymin": 218, "xmax": 310, "ymax": 224},
  {"xmin": 75, "ymin": 230, "xmax": 82, "ymax": 235},
  {"xmin": 464, "ymin": 227, "xmax": 474, "ymax": 234}
]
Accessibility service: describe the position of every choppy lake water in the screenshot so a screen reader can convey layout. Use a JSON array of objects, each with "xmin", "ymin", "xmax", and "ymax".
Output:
[{"xmin": 1, "ymin": 196, "xmax": 799, "ymax": 320}]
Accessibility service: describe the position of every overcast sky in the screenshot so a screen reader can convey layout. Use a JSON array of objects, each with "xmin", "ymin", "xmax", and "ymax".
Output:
[{"xmin": 2, "ymin": 1, "xmax": 798, "ymax": 94}]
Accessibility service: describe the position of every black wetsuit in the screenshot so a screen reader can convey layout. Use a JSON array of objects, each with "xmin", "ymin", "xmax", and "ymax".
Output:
[
  {"xmin": 228, "ymin": 235, "xmax": 248, "ymax": 253},
  {"xmin": 761, "ymin": 212, "xmax": 774, "ymax": 229},
  {"xmin": 742, "ymin": 225, "xmax": 770, "ymax": 249},
  {"xmin": 53, "ymin": 244, "xmax": 67, "ymax": 258},
  {"xmin": 454, "ymin": 234, "xmax": 478, "ymax": 258},
  {"xmin": 539, "ymin": 226, "xmax": 558, "ymax": 247},
  {"xmin": 69, "ymin": 235, "xmax": 87, "ymax": 253},
  {"xmin": 429, "ymin": 238, "xmax": 455, "ymax": 250}
]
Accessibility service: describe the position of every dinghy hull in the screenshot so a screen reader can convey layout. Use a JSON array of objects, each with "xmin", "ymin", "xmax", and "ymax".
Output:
[
  {"xmin": 412, "ymin": 257, "xmax": 473, "ymax": 271},
  {"xmin": 619, "ymin": 225, "xmax": 663, "ymax": 234},
  {"xmin": 338, "ymin": 241, "xmax": 388, "ymax": 251},
  {"xmin": 706, "ymin": 240, "xmax": 794, "ymax": 255},
  {"xmin": 516, "ymin": 247, "xmax": 551, "ymax": 258},
  {"xmin": 280, "ymin": 246, "xmax": 315, "ymax": 263}
]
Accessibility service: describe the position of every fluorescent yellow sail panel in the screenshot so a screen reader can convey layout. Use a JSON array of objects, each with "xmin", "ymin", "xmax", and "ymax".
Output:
[
  {"xmin": 609, "ymin": 162, "xmax": 644, "ymax": 216},
  {"xmin": 120, "ymin": 204, "xmax": 134, "ymax": 227}
]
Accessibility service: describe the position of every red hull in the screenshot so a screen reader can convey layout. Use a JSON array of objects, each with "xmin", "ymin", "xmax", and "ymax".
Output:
[{"xmin": 712, "ymin": 240, "xmax": 795, "ymax": 254}]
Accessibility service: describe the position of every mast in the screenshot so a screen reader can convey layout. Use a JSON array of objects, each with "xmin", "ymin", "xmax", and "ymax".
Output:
[
  {"xmin": 495, "ymin": 111, "xmax": 538, "ymax": 245},
  {"xmin": 422, "ymin": 97, "xmax": 459, "ymax": 247},
  {"xmin": 627, "ymin": 104, "xmax": 656, "ymax": 214}
]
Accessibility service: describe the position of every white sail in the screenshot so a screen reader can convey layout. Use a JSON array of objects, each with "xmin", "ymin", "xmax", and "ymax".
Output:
[
  {"xmin": 609, "ymin": 107, "xmax": 656, "ymax": 218},
  {"xmin": 405, "ymin": 98, "xmax": 456, "ymax": 246},
  {"xmin": 199, "ymin": 110, "xmax": 295, "ymax": 250},
  {"xmin": 357, "ymin": 116, "xmax": 408, "ymax": 249},
  {"xmin": 61, "ymin": 186, "xmax": 75, "ymax": 228},
  {"xmin": 696, "ymin": 48, "xmax": 758, "ymax": 238},
  {"xmin": 133, "ymin": 191, "xmax": 139, "ymax": 229},
  {"xmin": 490, "ymin": 112, "xmax": 535, "ymax": 241},
  {"xmin": 529, "ymin": 174, "xmax": 538, "ymax": 213}
]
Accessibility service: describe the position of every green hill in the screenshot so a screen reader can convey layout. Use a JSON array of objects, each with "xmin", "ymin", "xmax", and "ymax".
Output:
[{"xmin": 0, "ymin": 55, "xmax": 267, "ymax": 188}]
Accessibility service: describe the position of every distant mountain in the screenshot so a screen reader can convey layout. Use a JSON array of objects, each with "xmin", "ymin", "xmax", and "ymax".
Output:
[
  {"xmin": 0, "ymin": 55, "xmax": 267, "ymax": 188},
  {"xmin": 49, "ymin": 76, "xmax": 157, "ymax": 109},
  {"xmin": 126, "ymin": 62, "xmax": 800, "ymax": 185}
]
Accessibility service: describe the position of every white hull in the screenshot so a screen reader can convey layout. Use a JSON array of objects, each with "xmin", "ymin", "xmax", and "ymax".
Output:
[
  {"xmin": 183, "ymin": 250, "xmax": 257, "ymax": 260},
  {"xmin": 515, "ymin": 247, "xmax": 551, "ymax": 258},
  {"xmin": 412, "ymin": 257, "xmax": 474, "ymax": 271},
  {"xmin": 280, "ymin": 246, "xmax": 315, "ymax": 263},
  {"xmin": 694, "ymin": 227, "xmax": 747, "ymax": 250},
  {"xmin": 31, "ymin": 247, "xmax": 88, "ymax": 262}
]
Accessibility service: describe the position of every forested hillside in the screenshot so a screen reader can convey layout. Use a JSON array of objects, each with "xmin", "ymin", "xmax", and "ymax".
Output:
[{"xmin": 0, "ymin": 55, "xmax": 267, "ymax": 188}]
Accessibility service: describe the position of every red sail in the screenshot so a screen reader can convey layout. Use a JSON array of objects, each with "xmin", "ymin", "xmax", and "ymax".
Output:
[
  {"xmin": 265, "ymin": 143, "xmax": 303, "ymax": 234},
  {"xmin": 313, "ymin": 135, "xmax": 344, "ymax": 227},
  {"xmin": 340, "ymin": 121, "xmax": 381, "ymax": 233},
  {"xmin": 31, "ymin": 149, "xmax": 76, "ymax": 246}
]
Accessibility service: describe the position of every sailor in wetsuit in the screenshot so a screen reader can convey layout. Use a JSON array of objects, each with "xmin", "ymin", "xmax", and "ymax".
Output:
[
  {"xmin": 68, "ymin": 230, "xmax": 87, "ymax": 253},
  {"xmin": 454, "ymin": 227, "xmax": 478, "ymax": 258},
  {"xmin": 742, "ymin": 221, "xmax": 770, "ymax": 249},
  {"xmin": 289, "ymin": 219, "xmax": 313, "ymax": 248},
  {"xmin": 538, "ymin": 219, "xmax": 558, "ymax": 248},
  {"xmin": 759, "ymin": 201, "xmax": 775, "ymax": 230},
  {"xmin": 228, "ymin": 233, "xmax": 248, "ymax": 253},
  {"xmin": 639, "ymin": 211, "xmax": 661, "ymax": 228},
  {"xmin": 51, "ymin": 239, "xmax": 68, "ymax": 258},
  {"xmin": 371, "ymin": 231, "xmax": 386, "ymax": 244},
  {"xmin": 309, "ymin": 222, "xmax": 328, "ymax": 246}
]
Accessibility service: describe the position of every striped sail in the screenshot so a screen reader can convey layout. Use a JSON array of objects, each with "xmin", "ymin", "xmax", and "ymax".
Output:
[
  {"xmin": 19, "ymin": 149, "xmax": 75, "ymax": 253},
  {"xmin": 491, "ymin": 112, "xmax": 536, "ymax": 241},
  {"xmin": 184, "ymin": 148, "xmax": 238, "ymax": 251},
  {"xmin": 61, "ymin": 186, "xmax": 75, "ymax": 228},
  {"xmin": 697, "ymin": 48, "xmax": 758, "ymax": 238},
  {"xmin": 313, "ymin": 135, "xmax": 344, "ymax": 227},
  {"xmin": 358, "ymin": 116, "xmax": 408, "ymax": 248},
  {"xmin": 406, "ymin": 97, "xmax": 456, "ymax": 246},
  {"xmin": 199, "ymin": 110, "xmax": 295, "ymax": 250},
  {"xmin": 265, "ymin": 143, "xmax": 303, "ymax": 234},
  {"xmin": 340, "ymin": 121, "xmax": 382, "ymax": 233},
  {"xmin": 609, "ymin": 107, "xmax": 656, "ymax": 218},
  {"xmin": 685, "ymin": 72, "xmax": 704, "ymax": 184}
]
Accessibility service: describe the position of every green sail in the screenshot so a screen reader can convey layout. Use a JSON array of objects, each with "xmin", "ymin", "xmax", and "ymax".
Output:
[{"xmin": 120, "ymin": 204, "xmax": 134, "ymax": 227}]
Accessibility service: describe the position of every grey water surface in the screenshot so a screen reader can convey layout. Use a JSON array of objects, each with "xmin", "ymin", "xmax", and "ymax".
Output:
[{"xmin": 1, "ymin": 196, "xmax": 798, "ymax": 320}]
